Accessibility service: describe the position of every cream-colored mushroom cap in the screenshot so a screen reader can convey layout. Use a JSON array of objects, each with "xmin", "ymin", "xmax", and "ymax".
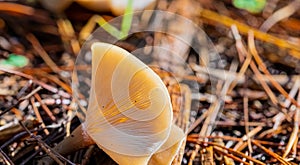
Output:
[
  {"xmin": 85, "ymin": 42, "xmax": 173, "ymax": 165},
  {"xmin": 149, "ymin": 124, "xmax": 185, "ymax": 165}
]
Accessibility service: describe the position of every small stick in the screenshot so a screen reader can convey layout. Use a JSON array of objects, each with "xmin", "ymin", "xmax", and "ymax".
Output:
[
  {"xmin": 187, "ymin": 136, "xmax": 300, "ymax": 149},
  {"xmin": 18, "ymin": 121, "xmax": 74, "ymax": 165},
  {"xmin": 19, "ymin": 86, "xmax": 42, "ymax": 100},
  {"xmin": 189, "ymin": 61, "xmax": 237, "ymax": 165},
  {"xmin": 188, "ymin": 102, "xmax": 218, "ymax": 165},
  {"xmin": 187, "ymin": 110, "xmax": 209, "ymax": 134},
  {"xmin": 0, "ymin": 125, "xmax": 39, "ymax": 149},
  {"xmin": 233, "ymin": 126, "xmax": 263, "ymax": 151},
  {"xmin": 229, "ymin": 25, "xmax": 252, "ymax": 94},
  {"xmin": 233, "ymin": 29, "xmax": 294, "ymax": 122},
  {"xmin": 33, "ymin": 70, "xmax": 72, "ymax": 94},
  {"xmin": 34, "ymin": 93, "xmax": 56, "ymax": 122},
  {"xmin": 273, "ymin": 78, "xmax": 300, "ymax": 129},
  {"xmin": 213, "ymin": 146, "xmax": 250, "ymax": 165},
  {"xmin": 0, "ymin": 2, "xmax": 49, "ymax": 22},
  {"xmin": 79, "ymin": 15, "xmax": 103, "ymax": 41},
  {"xmin": 65, "ymin": 101, "xmax": 76, "ymax": 137},
  {"xmin": 291, "ymin": 136, "xmax": 298, "ymax": 158},
  {"xmin": 0, "ymin": 2, "xmax": 34, "ymax": 15},
  {"xmin": 0, "ymin": 148, "xmax": 14, "ymax": 165},
  {"xmin": 250, "ymin": 61, "xmax": 278, "ymax": 104},
  {"xmin": 199, "ymin": 9, "xmax": 300, "ymax": 59},
  {"xmin": 191, "ymin": 63, "xmax": 300, "ymax": 86},
  {"xmin": 30, "ymin": 97, "xmax": 49, "ymax": 135},
  {"xmin": 198, "ymin": 141, "xmax": 266, "ymax": 165},
  {"xmin": 243, "ymin": 81, "xmax": 253, "ymax": 154},
  {"xmin": 231, "ymin": 25, "xmax": 254, "ymax": 154},
  {"xmin": 231, "ymin": 25, "xmax": 278, "ymax": 105},
  {"xmin": 260, "ymin": 0, "xmax": 300, "ymax": 32},
  {"xmin": 57, "ymin": 18, "xmax": 80, "ymax": 55},
  {"xmin": 248, "ymin": 31, "xmax": 300, "ymax": 108},
  {"xmin": 200, "ymin": 146, "xmax": 214, "ymax": 164},
  {"xmin": 252, "ymin": 140, "xmax": 290, "ymax": 165},
  {"xmin": 282, "ymin": 78, "xmax": 300, "ymax": 108},
  {"xmin": 200, "ymin": 61, "xmax": 238, "ymax": 137},
  {"xmin": 282, "ymin": 89, "xmax": 300, "ymax": 158},
  {"xmin": 26, "ymin": 33, "xmax": 61, "ymax": 74},
  {"xmin": 26, "ymin": 34, "xmax": 71, "ymax": 92},
  {"xmin": 22, "ymin": 65, "xmax": 90, "ymax": 74},
  {"xmin": 0, "ymin": 86, "xmax": 42, "ymax": 117},
  {"xmin": 0, "ymin": 67, "xmax": 70, "ymax": 98},
  {"xmin": 262, "ymin": 0, "xmax": 280, "ymax": 18},
  {"xmin": 16, "ymin": 80, "xmax": 33, "ymax": 99},
  {"xmin": 216, "ymin": 121, "xmax": 267, "ymax": 127}
]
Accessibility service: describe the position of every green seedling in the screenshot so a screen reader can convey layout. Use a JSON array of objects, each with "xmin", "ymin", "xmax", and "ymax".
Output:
[
  {"xmin": 233, "ymin": 0, "xmax": 267, "ymax": 13},
  {"xmin": 0, "ymin": 54, "xmax": 29, "ymax": 68},
  {"xmin": 97, "ymin": 0, "xmax": 134, "ymax": 40}
]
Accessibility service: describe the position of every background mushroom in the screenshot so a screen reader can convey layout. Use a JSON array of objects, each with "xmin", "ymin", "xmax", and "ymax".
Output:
[{"xmin": 39, "ymin": 0, "xmax": 156, "ymax": 15}]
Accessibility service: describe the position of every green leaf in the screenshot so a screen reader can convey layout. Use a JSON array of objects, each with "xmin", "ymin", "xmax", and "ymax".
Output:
[
  {"xmin": 0, "ymin": 54, "xmax": 29, "ymax": 68},
  {"xmin": 120, "ymin": 0, "xmax": 134, "ymax": 39},
  {"xmin": 97, "ymin": 0, "xmax": 134, "ymax": 40},
  {"xmin": 233, "ymin": 0, "xmax": 267, "ymax": 13},
  {"xmin": 97, "ymin": 16, "xmax": 122, "ymax": 39}
]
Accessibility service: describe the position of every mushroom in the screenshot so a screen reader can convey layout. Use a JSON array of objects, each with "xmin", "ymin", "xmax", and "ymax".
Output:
[
  {"xmin": 39, "ymin": 0, "xmax": 156, "ymax": 15},
  {"xmin": 43, "ymin": 42, "xmax": 185, "ymax": 165},
  {"xmin": 76, "ymin": 0, "xmax": 156, "ymax": 15}
]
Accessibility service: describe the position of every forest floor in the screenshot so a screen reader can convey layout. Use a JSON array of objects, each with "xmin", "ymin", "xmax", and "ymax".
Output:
[{"xmin": 0, "ymin": 0, "xmax": 300, "ymax": 164}]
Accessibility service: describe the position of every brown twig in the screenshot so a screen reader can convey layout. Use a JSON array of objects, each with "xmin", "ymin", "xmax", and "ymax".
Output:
[
  {"xmin": 33, "ymin": 70, "xmax": 72, "ymax": 94},
  {"xmin": 0, "ymin": 148, "xmax": 14, "ymax": 165},
  {"xmin": 282, "ymin": 89, "xmax": 300, "ymax": 158},
  {"xmin": 0, "ymin": 67, "xmax": 70, "ymax": 98},
  {"xmin": 26, "ymin": 33, "xmax": 61, "ymax": 74},
  {"xmin": 228, "ymin": 25, "xmax": 252, "ymax": 95},
  {"xmin": 189, "ymin": 61, "xmax": 237, "ymax": 165},
  {"xmin": 272, "ymin": 78, "xmax": 300, "ymax": 130},
  {"xmin": 30, "ymin": 97, "xmax": 49, "ymax": 135},
  {"xmin": 248, "ymin": 31, "xmax": 300, "ymax": 108},
  {"xmin": 213, "ymin": 146, "xmax": 250, "ymax": 165},
  {"xmin": 198, "ymin": 141, "xmax": 266, "ymax": 165},
  {"xmin": 262, "ymin": 0, "xmax": 280, "ymax": 18},
  {"xmin": 260, "ymin": 0, "xmax": 300, "ymax": 32},
  {"xmin": 0, "ymin": 2, "xmax": 50, "ymax": 22},
  {"xmin": 231, "ymin": 25, "xmax": 278, "ymax": 105},
  {"xmin": 34, "ymin": 93, "xmax": 56, "ymax": 122},
  {"xmin": 187, "ymin": 135, "xmax": 300, "ymax": 149},
  {"xmin": 200, "ymin": 9, "xmax": 300, "ymax": 59},
  {"xmin": 216, "ymin": 121, "xmax": 267, "ymax": 127},
  {"xmin": 22, "ymin": 65, "xmax": 89, "ymax": 74},
  {"xmin": 0, "ymin": 86, "xmax": 42, "ymax": 117},
  {"xmin": 187, "ymin": 110, "xmax": 209, "ymax": 134},
  {"xmin": 233, "ymin": 126, "xmax": 263, "ymax": 151},
  {"xmin": 243, "ymin": 80, "xmax": 253, "ymax": 154},
  {"xmin": 252, "ymin": 140, "xmax": 291, "ymax": 165},
  {"xmin": 57, "ymin": 18, "xmax": 80, "ymax": 55},
  {"xmin": 18, "ymin": 121, "xmax": 74, "ymax": 165},
  {"xmin": 0, "ymin": 2, "xmax": 34, "ymax": 16},
  {"xmin": 188, "ymin": 100, "xmax": 220, "ymax": 165},
  {"xmin": 291, "ymin": 136, "xmax": 298, "ymax": 158},
  {"xmin": 16, "ymin": 80, "xmax": 33, "ymax": 99}
]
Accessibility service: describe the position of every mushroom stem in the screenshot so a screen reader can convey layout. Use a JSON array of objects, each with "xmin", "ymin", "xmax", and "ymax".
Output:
[
  {"xmin": 38, "ymin": 125, "xmax": 95, "ymax": 165},
  {"xmin": 53, "ymin": 124, "xmax": 95, "ymax": 155}
]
